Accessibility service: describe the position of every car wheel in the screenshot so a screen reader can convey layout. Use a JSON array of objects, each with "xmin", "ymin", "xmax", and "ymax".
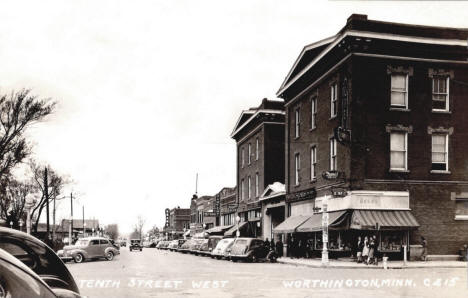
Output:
[
  {"xmin": 74, "ymin": 253, "xmax": 84, "ymax": 263},
  {"xmin": 130, "ymin": 248, "xmax": 132, "ymax": 251},
  {"xmin": 106, "ymin": 251, "xmax": 114, "ymax": 261},
  {"xmin": 251, "ymin": 255, "xmax": 257, "ymax": 263}
]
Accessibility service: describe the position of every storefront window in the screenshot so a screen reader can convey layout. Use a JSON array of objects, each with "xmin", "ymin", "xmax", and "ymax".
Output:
[{"xmin": 379, "ymin": 231, "xmax": 405, "ymax": 252}]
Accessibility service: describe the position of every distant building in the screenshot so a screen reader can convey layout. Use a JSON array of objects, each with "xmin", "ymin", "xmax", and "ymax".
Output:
[{"xmin": 164, "ymin": 207, "xmax": 190, "ymax": 239}]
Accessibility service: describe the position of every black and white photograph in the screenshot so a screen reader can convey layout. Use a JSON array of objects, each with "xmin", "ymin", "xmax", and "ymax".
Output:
[{"xmin": 1, "ymin": 1, "xmax": 468, "ymax": 297}]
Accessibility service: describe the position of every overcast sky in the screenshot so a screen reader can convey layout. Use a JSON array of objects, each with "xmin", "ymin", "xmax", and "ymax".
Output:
[{"xmin": 1, "ymin": 1, "xmax": 468, "ymax": 234}]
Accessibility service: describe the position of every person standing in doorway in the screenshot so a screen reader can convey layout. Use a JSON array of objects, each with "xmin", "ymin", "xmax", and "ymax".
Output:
[
  {"xmin": 276, "ymin": 238, "xmax": 284, "ymax": 258},
  {"xmin": 362, "ymin": 236, "xmax": 369, "ymax": 264},
  {"xmin": 356, "ymin": 236, "xmax": 363, "ymax": 263},
  {"xmin": 421, "ymin": 236, "xmax": 427, "ymax": 261}
]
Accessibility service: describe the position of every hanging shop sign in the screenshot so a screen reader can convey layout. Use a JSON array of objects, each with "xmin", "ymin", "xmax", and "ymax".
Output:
[
  {"xmin": 322, "ymin": 170, "xmax": 344, "ymax": 180},
  {"xmin": 286, "ymin": 188, "xmax": 316, "ymax": 203},
  {"xmin": 203, "ymin": 211, "xmax": 218, "ymax": 217},
  {"xmin": 331, "ymin": 187, "xmax": 347, "ymax": 198}
]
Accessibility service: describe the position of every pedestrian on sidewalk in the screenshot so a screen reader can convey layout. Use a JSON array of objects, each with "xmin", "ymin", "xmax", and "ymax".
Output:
[
  {"xmin": 362, "ymin": 236, "xmax": 369, "ymax": 264},
  {"xmin": 367, "ymin": 236, "xmax": 375, "ymax": 265},
  {"xmin": 356, "ymin": 236, "xmax": 363, "ymax": 263},
  {"xmin": 421, "ymin": 236, "xmax": 427, "ymax": 262},
  {"xmin": 276, "ymin": 238, "xmax": 283, "ymax": 257}
]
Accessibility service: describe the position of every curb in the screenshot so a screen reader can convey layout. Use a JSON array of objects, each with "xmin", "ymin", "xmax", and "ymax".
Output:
[{"xmin": 277, "ymin": 260, "xmax": 467, "ymax": 270}]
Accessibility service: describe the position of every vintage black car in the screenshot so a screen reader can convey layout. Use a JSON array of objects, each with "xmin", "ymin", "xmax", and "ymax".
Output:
[
  {"xmin": 0, "ymin": 227, "xmax": 82, "ymax": 297},
  {"xmin": 228, "ymin": 237, "xmax": 270, "ymax": 262},
  {"xmin": 129, "ymin": 239, "xmax": 143, "ymax": 251}
]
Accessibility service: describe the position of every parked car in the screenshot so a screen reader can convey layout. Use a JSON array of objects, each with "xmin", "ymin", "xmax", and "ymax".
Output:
[
  {"xmin": 195, "ymin": 239, "xmax": 210, "ymax": 255},
  {"xmin": 168, "ymin": 240, "xmax": 179, "ymax": 251},
  {"xmin": 211, "ymin": 238, "xmax": 235, "ymax": 259},
  {"xmin": 189, "ymin": 239, "xmax": 206, "ymax": 255},
  {"xmin": 156, "ymin": 241, "xmax": 165, "ymax": 249},
  {"xmin": 58, "ymin": 237, "xmax": 120, "ymax": 263},
  {"xmin": 207, "ymin": 236, "xmax": 223, "ymax": 254},
  {"xmin": 0, "ymin": 227, "xmax": 82, "ymax": 297},
  {"xmin": 178, "ymin": 239, "xmax": 194, "ymax": 253},
  {"xmin": 129, "ymin": 239, "xmax": 143, "ymax": 251},
  {"xmin": 228, "ymin": 238, "xmax": 270, "ymax": 262},
  {"xmin": 175, "ymin": 239, "xmax": 187, "ymax": 251}
]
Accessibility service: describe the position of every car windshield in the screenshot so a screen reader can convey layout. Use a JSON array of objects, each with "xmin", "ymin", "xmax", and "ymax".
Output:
[{"xmin": 75, "ymin": 239, "xmax": 88, "ymax": 246}]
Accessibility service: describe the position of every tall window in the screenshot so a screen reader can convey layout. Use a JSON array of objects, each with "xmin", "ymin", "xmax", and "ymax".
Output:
[
  {"xmin": 310, "ymin": 146, "xmax": 317, "ymax": 180},
  {"xmin": 256, "ymin": 138, "xmax": 259, "ymax": 160},
  {"xmin": 390, "ymin": 74, "xmax": 408, "ymax": 108},
  {"xmin": 295, "ymin": 108, "xmax": 300, "ymax": 138},
  {"xmin": 390, "ymin": 132, "xmax": 407, "ymax": 170},
  {"xmin": 432, "ymin": 76, "xmax": 449, "ymax": 111},
  {"xmin": 330, "ymin": 83, "xmax": 337, "ymax": 118},
  {"xmin": 311, "ymin": 96, "xmax": 317, "ymax": 129},
  {"xmin": 248, "ymin": 176, "xmax": 251, "ymax": 199},
  {"xmin": 255, "ymin": 173, "xmax": 259, "ymax": 197},
  {"xmin": 432, "ymin": 134, "xmax": 448, "ymax": 171},
  {"xmin": 248, "ymin": 143, "xmax": 251, "ymax": 165},
  {"xmin": 329, "ymin": 139, "xmax": 337, "ymax": 171},
  {"xmin": 240, "ymin": 179, "xmax": 245, "ymax": 201},
  {"xmin": 295, "ymin": 153, "xmax": 300, "ymax": 185},
  {"xmin": 241, "ymin": 148, "xmax": 245, "ymax": 167}
]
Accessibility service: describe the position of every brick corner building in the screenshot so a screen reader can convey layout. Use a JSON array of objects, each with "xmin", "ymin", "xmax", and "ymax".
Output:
[{"xmin": 275, "ymin": 14, "xmax": 468, "ymax": 257}]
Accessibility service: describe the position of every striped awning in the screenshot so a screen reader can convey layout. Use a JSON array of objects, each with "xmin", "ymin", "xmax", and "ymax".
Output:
[
  {"xmin": 296, "ymin": 211, "xmax": 348, "ymax": 232},
  {"xmin": 273, "ymin": 215, "xmax": 309, "ymax": 233},
  {"xmin": 205, "ymin": 225, "xmax": 233, "ymax": 234},
  {"xmin": 350, "ymin": 210, "xmax": 419, "ymax": 230},
  {"xmin": 224, "ymin": 221, "xmax": 248, "ymax": 236}
]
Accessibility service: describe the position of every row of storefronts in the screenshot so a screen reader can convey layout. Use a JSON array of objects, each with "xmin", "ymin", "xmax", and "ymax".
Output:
[{"xmin": 176, "ymin": 15, "xmax": 468, "ymax": 258}]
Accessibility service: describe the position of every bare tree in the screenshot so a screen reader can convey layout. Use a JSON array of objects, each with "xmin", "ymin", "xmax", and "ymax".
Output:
[
  {"xmin": 28, "ymin": 160, "xmax": 69, "ymax": 233},
  {"xmin": 0, "ymin": 89, "xmax": 55, "ymax": 178},
  {"xmin": 104, "ymin": 224, "xmax": 119, "ymax": 240},
  {"xmin": 134, "ymin": 215, "xmax": 145, "ymax": 240}
]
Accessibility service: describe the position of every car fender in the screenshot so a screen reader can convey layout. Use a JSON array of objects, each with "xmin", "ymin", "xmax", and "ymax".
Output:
[
  {"xmin": 70, "ymin": 249, "xmax": 88, "ymax": 259},
  {"xmin": 104, "ymin": 247, "xmax": 119, "ymax": 256}
]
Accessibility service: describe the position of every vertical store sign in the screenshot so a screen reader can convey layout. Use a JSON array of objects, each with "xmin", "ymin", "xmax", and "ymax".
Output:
[
  {"xmin": 215, "ymin": 194, "xmax": 220, "ymax": 217},
  {"xmin": 165, "ymin": 208, "xmax": 170, "ymax": 228}
]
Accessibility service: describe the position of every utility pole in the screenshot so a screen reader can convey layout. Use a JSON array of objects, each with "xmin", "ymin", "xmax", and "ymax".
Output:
[
  {"xmin": 82, "ymin": 206, "xmax": 85, "ymax": 237},
  {"xmin": 69, "ymin": 193, "xmax": 74, "ymax": 245},
  {"xmin": 53, "ymin": 191, "xmax": 56, "ymax": 240},
  {"xmin": 45, "ymin": 167, "xmax": 50, "ymax": 241},
  {"xmin": 195, "ymin": 173, "xmax": 198, "ymax": 195}
]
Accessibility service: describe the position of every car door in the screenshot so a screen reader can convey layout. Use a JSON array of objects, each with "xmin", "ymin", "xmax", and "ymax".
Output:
[
  {"xmin": 88, "ymin": 240, "xmax": 100, "ymax": 258},
  {"xmin": 99, "ymin": 240, "xmax": 110, "ymax": 256}
]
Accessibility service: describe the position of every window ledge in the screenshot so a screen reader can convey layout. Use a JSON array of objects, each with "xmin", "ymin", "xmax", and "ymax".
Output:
[
  {"xmin": 389, "ymin": 169, "xmax": 410, "ymax": 173},
  {"xmin": 390, "ymin": 107, "xmax": 410, "ymax": 112},
  {"xmin": 310, "ymin": 178, "xmax": 317, "ymax": 184},
  {"xmin": 309, "ymin": 127, "xmax": 317, "ymax": 132},
  {"xmin": 294, "ymin": 184, "xmax": 301, "ymax": 188},
  {"xmin": 294, "ymin": 136, "xmax": 300, "ymax": 140},
  {"xmin": 455, "ymin": 215, "xmax": 468, "ymax": 221},
  {"xmin": 432, "ymin": 110, "xmax": 451, "ymax": 114},
  {"xmin": 430, "ymin": 170, "xmax": 451, "ymax": 174},
  {"xmin": 329, "ymin": 116, "xmax": 337, "ymax": 121}
]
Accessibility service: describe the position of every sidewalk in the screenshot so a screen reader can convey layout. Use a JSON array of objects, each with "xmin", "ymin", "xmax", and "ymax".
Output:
[{"xmin": 277, "ymin": 257, "xmax": 467, "ymax": 269}]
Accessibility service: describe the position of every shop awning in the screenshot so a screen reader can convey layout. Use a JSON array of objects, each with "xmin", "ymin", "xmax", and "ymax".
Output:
[
  {"xmin": 273, "ymin": 215, "xmax": 309, "ymax": 233},
  {"xmin": 205, "ymin": 225, "xmax": 233, "ymax": 234},
  {"xmin": 224, "ymin": 221, "xmax": 248, "ymax": 237},
  {"xmin": 296, "ymin": 211, "xmax": 348, "ymax": 232},
  {"xmin": 350, "ymin": 210, "xmax": 419, "ymax": 230}
]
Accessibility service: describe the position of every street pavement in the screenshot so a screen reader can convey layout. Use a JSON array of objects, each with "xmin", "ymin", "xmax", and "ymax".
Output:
[{"xmin": 66, "ymin": 247, "xmax": 468, "ymax": 298}]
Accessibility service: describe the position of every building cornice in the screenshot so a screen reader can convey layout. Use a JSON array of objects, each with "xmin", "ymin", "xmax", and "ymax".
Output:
[{"xmin": 277, "ymin": 29, "xmax": 468, "ymax": 98}]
